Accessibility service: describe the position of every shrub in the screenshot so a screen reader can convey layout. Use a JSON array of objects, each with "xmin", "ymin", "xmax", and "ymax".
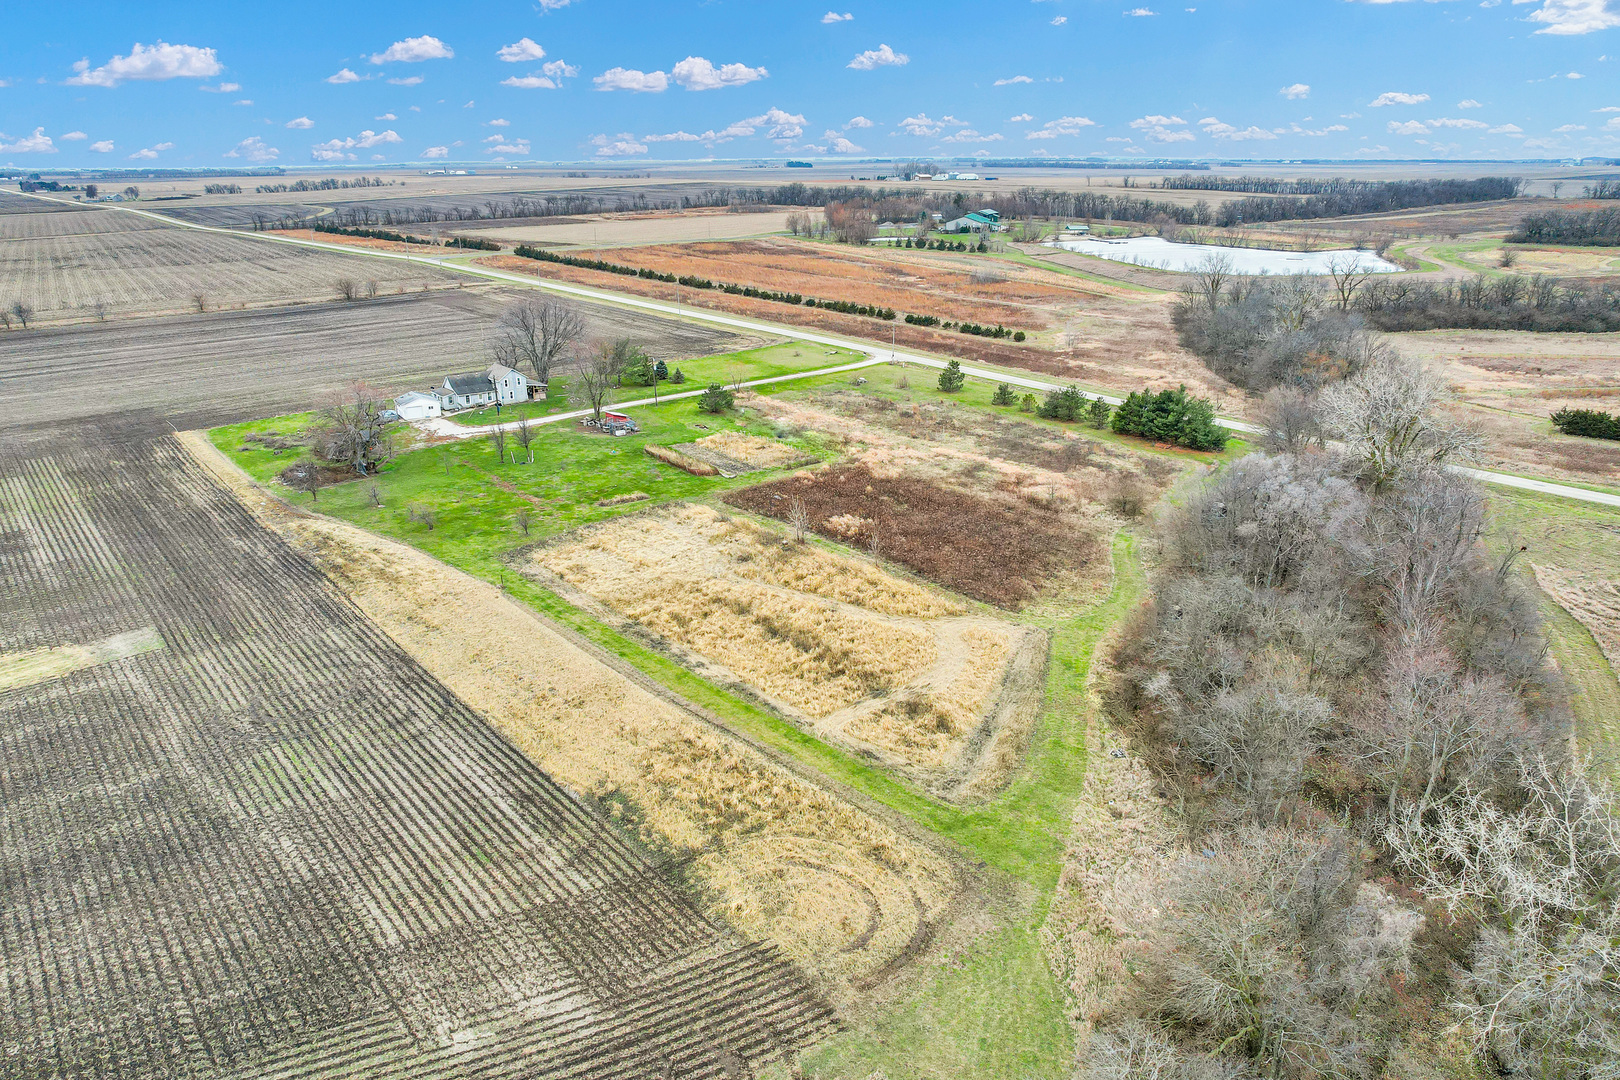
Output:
[
  {"xmin": 670, "ymin": 367, "xmax": 686, "ymax": 384},
  {"xmin": 1019, "ymin": 393, "xmax": 1037, "ymax": 413},
  {"xmin": 1550, "ymin": 406, "xmax": 1620, "ymax": 440},
  {"xmin": 991, "ymin": 383, "xmax": 1017, "ymax": 406},
  {"xmin": 937, "ymin": 360, "xmax": 965, "ymax": 393},
  {"xmin": 698, "ymin": 383, "xmax": 735, "ymax": 413},
  {"xmin": 1012, "ymin": 330, "xmax": 1026, "ymax": 342},
  {"xmin": 1110, "ymin": 385, "xmax": 1228, "ymax": 451}
]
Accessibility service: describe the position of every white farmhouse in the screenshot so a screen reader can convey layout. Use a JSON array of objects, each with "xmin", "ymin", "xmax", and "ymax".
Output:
[{"xmin": 434, "ymin": 364, "xmax": 533, "ymax": 411}]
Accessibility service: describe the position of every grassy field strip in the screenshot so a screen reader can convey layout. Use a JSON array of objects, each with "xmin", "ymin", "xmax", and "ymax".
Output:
[
  {"xmin": 0, "ymin": 626, "xmax": 165, "ymax": 691},
  {"xmin": 41, "ymin": 192, "xmax": 1617, "ymax": 509}
]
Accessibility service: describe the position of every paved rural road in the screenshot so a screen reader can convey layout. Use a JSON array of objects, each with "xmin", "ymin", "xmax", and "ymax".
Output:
[{"xmin": 45, "ymin": 195, "xmax": 1620, "ymax": 510}]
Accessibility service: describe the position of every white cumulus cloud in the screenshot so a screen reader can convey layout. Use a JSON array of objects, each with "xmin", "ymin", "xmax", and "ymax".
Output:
[
  {"xmin": 1026, "ymin": 115, "xmax": 1097, "ymax": 139},
  {"xmin": 503, "ymin": 75, "xmax": 557, "ymax": 89},
  {"xmin": 1369, "ymin": 91, "xmax": 1430, "ymax": 107},
  {"xmin": 941, "ymin": 128, "xmax": 1003, "ymax": 143},
  {"xmin": 128, "ymin": 148, "xmax": 158, "ymax": 160},
  {"xmin": 1427, "ymin": 116, "xmax": 1488, "ymax": 129},
  {"xmin": 591, "ymin": 132, "xmax": 648, "ymax": 156},
  {"xmin": 88, "ymin": 140, "xmax": 113, "ymax": 153},
  {"xmin": 823, "ymin": 130, "xmax": 863, "ymax": 152},
  {"xmin": 822, "ymin": 11, "xmax": 853, "ymax": 22},
  {"xmin": 387, "ymin": 76, "xmax": 424, "ymax": 86},
  {"xmin": 594, "ymin": 66, "xmax": 668, "ymax": 92},
  {"xmin": 898, "ymin": 113, "xmax": 941, "ymax": 136},
  {"xmin": 199, "ymin": 82, "xmax": 240, "ymax": 93},
  {"xmin": 994, "ymin": 75, "xmax": 1034, "ymax": 86},
  {"xmin": 1009, "ymin": 113, "xmax": 1033, "ymax": 122},
  {"xmin": 285, "ymin": 116, "xmax": 314, "ymax": 129},
  {"xmin": 60, "ymin": 130, "xmax": 87, "ymax": 140},
  {"xmin": 0, "ymin": 128, "xmax": 56, "ymax": 153},
  {"xmin": 1522, "ymin": 0, "xmax": 1620, "ymax": 35},
  {"xmin": 542, "ymin": 59, "xmax": 579, "ymax": 78},
  {"xmin": 1458, "ymin": 98, "xmax": 1483, "ymax": 108},
  {"xmin": 497, "ymin": 38, "xmax": 545, "ymax": 63},
  {"xmin": 1280, "ymin": 83, "xmax": 1310, "ymax": 99},
  {"xmin": 224, "ymin": 136, "xmax": 278, "ymax": 162},
  {"xmin": 68, "ymin": 42, "xmax": 223, "ymax": 87},
  {"xmin": 1387, "ymin": 119, "xmax": 1430, "ymax": 135},
  {"xmin": 1490, "ymin": 123, "xmax": 1525, "ymax": 134},
  {"xmin": 848, "ymin": 44, "xmax": 908, "ymax": 70},
  {"xmin": 846, "ymin": 115, "xmax": 874, "ymax": 128},
  {"xmin": 1052, "ymin": 15, "xmax": 1068, "ymax": 24},
  {"xmin": 423, "ymin": 146, "xmax": 450, "ymax": 158},
  {"xmin": 326, "ymin": 68, "xmax": 362, "ymax": 84},
  {"xmin": 1202, "ymin": 117, "xmax": 1276, "ymax": 140},
  {"xmin": 1124, "ymin": 7, "xmax": 1158, "ymax": 15},
  {"xmin": 485, "ymin": 138, "xmax": 530, "ymax": 155},
  {"xmin": 671, "ymin": 56, "xmax": 768, "ymax": 90},
  {"xmin": 370, "ymin": 36, "xmax": 453, "ymax": 64}
]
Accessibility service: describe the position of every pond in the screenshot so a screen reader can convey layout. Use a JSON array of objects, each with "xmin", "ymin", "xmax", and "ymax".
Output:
[{"xmin": 1044, "ymin": 235, "xmax": 1402, "ymax": 275}]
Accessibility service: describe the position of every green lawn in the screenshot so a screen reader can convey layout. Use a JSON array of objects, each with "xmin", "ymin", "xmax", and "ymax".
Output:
[{"xmin": 443, "ymin": 343, "xmax": 871, "ymax": 426}]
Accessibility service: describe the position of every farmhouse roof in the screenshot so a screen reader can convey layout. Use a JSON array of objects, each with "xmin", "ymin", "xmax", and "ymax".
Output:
[
  {"xmin": 395, "ymin": 391, "xmax": 438, "ymax": 406},
  {"xmin": 486, "ymin": 363, "xmax": 523, "ymax": 383},
  {"xmin": 445, "ymin": 372, "xmax": 495, "ymax": 396}
]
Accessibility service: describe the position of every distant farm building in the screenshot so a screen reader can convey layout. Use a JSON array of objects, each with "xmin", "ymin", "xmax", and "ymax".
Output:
[{"xmin": 942, "ymin": 210, "xmax": 1002, "ymax": 235}]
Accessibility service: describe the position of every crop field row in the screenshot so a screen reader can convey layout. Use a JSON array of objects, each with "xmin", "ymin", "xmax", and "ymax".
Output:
[
  {"xmin": 0, "ymin": 416, "xmax": 833, "ymax": 1078},
  {"xmin": 0, "ymin": 191, "xmax": 88, "ymax": 215},
  {"xmin": 0, "ymin": 216, "xmax": 461, "ymax": 322},
  {"xmin": 0, "ymin": 208, "xmax": 169, "ymax": 241},
  {"xmin": 0, "ymin": 288, "xmax": 747, "ymax": 430}
]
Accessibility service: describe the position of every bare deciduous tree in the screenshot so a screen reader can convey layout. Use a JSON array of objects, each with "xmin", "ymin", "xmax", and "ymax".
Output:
[
  {"xmin": 513, "ymin": 414, "xmax": 535, "ymax": 464},
  {"xmin": 11, "ymin": 301, "xmax": 34, "ymax": 329},
  {"xmin": 492, "ymin": 297, "xmax": 585, "ymax": 387},
  {"xmin": 1317, "ymin": 355, "xmax": 1482, "ymax": 486},
  {"xmin": 285, "ymin": 460, "xmax": 326, "ymax": 503},
  {"xmin": 488, "ymin": 425, "xmax": 509, "ymax": 465},
  {"xmin": 1191, "ymin": 252, "xmax": 1234, "ymax": 312},
  {"xmin": 1325, "ymin": 253, "xmax": 1376, "ymax": 312},
  {"xmin": 311, "ymin": 382, "xmax": 396, "ymax": 476},
  {"xmin": 1256, "ymin": 385, "xmax": 1323, "ymax": 454},
  {"xmin": 335, "ymin": 278, "xmax": 358, "ymax": 302},
  {"xmin": 513, "ymin": 508, "xmax": 532, "ymax": 537},
  {"xmin": 192, "ymin": 293, "xmax": 207, "ymax": 313},
  {"xmin": 787, "ymin": 497, "xmax": 810, "ymax": 543},
  {"xmin": 571, "ymin": 347, "xmax": 617, "ymax": 421}
]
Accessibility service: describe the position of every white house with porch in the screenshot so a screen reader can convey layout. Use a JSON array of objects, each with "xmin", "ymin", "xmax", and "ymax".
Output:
[{"xmin": 434, "ymin": 364, "xmax": 533, "ymax": 411}]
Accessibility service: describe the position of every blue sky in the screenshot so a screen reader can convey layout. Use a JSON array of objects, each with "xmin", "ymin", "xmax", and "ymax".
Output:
[{"xmin": 3, "ymin": 0, "xmax": 1619, "ymax": 168}]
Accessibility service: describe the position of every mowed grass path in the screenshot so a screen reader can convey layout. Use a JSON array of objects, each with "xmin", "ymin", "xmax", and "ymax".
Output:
[{"xmin": 214, "ymin": 354, "xmax": 1161, "ymax": 1079}]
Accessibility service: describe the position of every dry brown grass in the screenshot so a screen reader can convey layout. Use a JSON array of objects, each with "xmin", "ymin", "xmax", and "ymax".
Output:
[
  {"xmin": 529, "ymin": 503, "xmax": 1038, "ymax": 792},
  {"xmin": 179, "ymin": 431, "xmax": 957, "ymax": 992},
  {"xmin": 846, "ymin": 624, "xmax": 1013, "ymax": 767},
  {"xmin": 696, "ymin": 430, "xmax": 816, "ymax": 470},
  {"xmin": 643, "ymin": 443, "xmax": 717, "ymax": 476}
]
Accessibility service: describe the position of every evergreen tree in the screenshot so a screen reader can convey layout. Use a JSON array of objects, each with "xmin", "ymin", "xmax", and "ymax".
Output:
[
  {"xmin": 1086, "ymin": 397, "xmax": 1112, "ymax": 429},
  {"xmin": 1019, "ymin": 393, "xmax": 1037, "ymax": 413},
  {"xmin": 654, "ymin": 359, "xmax": 669, "ymax": 382},
  {"xmin": 992, "ymin": 383, "xmax": 1017, "ymax": 406},
  {"xmin": 1038, "ymin": 386, "xmax": 1086, "ymax": 421},
  {"xmin": 937, "ymin": 359, "xmax": 965, "ymax": 392},
  {"xmin": 698, "ymin": 383, "xmax": 735, "ymax": 413}
]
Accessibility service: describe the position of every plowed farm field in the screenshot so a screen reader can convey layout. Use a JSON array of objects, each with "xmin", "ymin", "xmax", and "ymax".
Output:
[
  {"xmin": 0, "ymin": 414, "xmax": 835, "ymax": 1079},
  {"xmin": 0, "ymin": 205, "xmax": 460, "ymax": 323}
]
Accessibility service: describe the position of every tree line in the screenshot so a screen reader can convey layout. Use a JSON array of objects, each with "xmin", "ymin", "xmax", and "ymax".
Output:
[
  {"xmin": 1507, "ymin": 206, "xmax": 1620, "ymax": 246},
  {"xmin": 1089, "ymin": 355, "xmax": 1613, "ymax": 1080},
  {"xmin": 1213, "ymin": 177, "xmax": 1523, "ymax": 227}
]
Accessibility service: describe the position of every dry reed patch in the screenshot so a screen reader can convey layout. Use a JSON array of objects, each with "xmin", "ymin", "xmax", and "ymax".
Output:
[
  {"xmin": 531, "ymin": 504, "xmax": 1038, "ymax": 789},
  {"xmin": 724, "ymin": 464, "xmax": 1103, "ymax": 609},
  {"xmin": 696, "ymin": 430, "xmax": 817, "ymax": 470},
  {"xmin": 178, "ymin": 432, "xmax": 956, "ymax": 990},
  {"xmin": 533, "ymin": 505, "xmax": 940, "ymax": 717},
  {"xmin": 644, "ymin": 443, "xmax": 717, "ymax": 476}
]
